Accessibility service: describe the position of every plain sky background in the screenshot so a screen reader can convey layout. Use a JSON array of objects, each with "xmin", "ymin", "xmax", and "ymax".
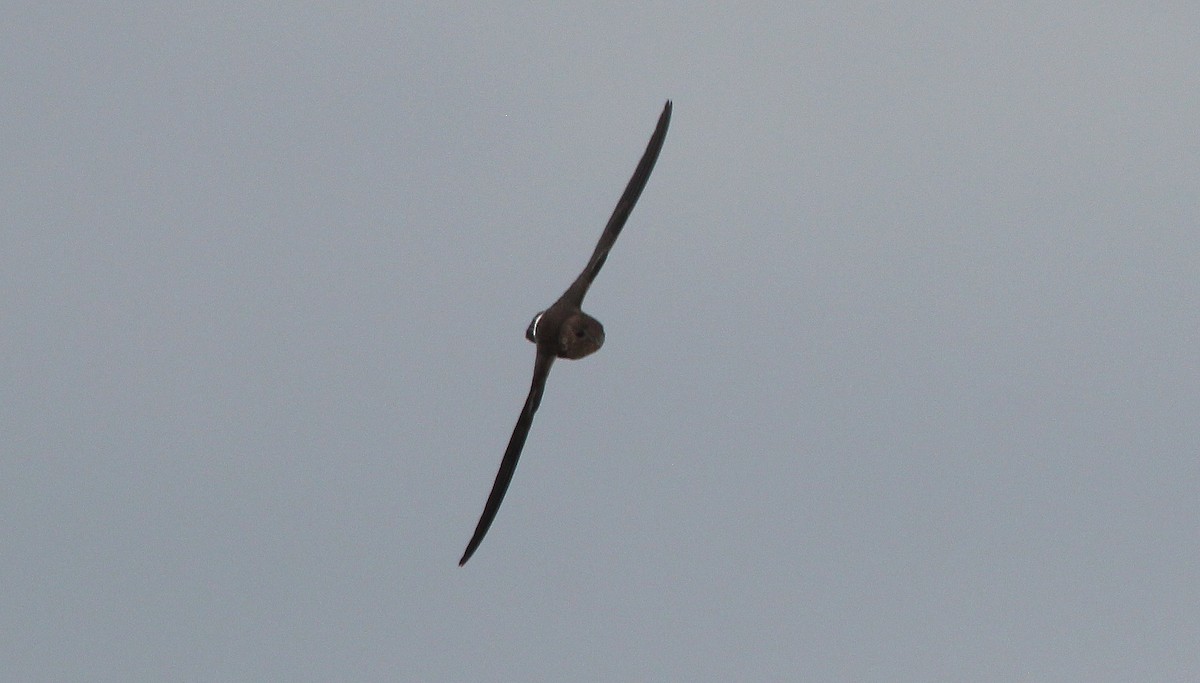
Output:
[{"xmin": 3, "ymin": 4, "xmax": 1198, "ymax": 680}]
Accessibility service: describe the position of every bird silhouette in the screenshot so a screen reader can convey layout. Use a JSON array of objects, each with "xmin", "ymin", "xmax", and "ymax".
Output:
[{"xmin": 459, "ymin": 101, "xmax": 672, "ymax": 565}]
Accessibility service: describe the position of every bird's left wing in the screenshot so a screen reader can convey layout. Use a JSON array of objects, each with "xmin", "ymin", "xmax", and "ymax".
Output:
[{"xmin": 563, "ymin": 100, "xmax": 672, "ymax": 306}]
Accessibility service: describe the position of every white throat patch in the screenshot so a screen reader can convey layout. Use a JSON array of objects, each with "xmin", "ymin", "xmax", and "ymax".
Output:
[{"xmin": 530, "ymin": 312, "xmax": 544, "ymax": 340}]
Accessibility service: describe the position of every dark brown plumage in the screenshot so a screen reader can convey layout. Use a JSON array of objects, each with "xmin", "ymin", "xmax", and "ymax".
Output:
[{"xmin": 459, "ymin": 100, "xmax": 672, "ymax": 566}]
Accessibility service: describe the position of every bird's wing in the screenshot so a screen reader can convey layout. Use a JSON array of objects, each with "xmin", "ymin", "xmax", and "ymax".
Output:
[
  {"xmin": 459, "ymin": 349, "xmax": 556, "ymax": 565},
  {"xmin": 563, "ymin": 100, "xmax": 672, "ymax": 307}
]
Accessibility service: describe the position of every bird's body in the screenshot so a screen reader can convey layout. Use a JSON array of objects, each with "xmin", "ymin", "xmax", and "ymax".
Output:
[
  {"xmin": 528, "ymin": 302, "xmax": 604, "ymax": 359},
  {"xmin": 459, "ymin": 101, "xmax": 672, "ymax": 566}
]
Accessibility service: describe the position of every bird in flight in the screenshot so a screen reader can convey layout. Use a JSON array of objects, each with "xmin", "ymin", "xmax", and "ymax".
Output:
[{"xmin": 459, "ymin": 101, "xmax": 672, "ymax": 566}]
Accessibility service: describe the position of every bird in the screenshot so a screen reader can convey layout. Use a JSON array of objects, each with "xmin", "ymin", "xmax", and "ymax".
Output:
[{"xmin": 459, "ymin": 101, "xmax": 672, "ymax": 566}]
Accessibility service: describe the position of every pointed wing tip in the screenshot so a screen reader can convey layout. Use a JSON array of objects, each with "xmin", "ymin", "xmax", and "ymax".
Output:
[
  {"xmin": 654, "ymin": 101, "xmax": 672, "ymax": 142},
  {"xmin": 459, "ymin": 532, "xmax": 484, "ymax": 565},
  {"xmin": 458, "ymin": 541, "xmax": 478, "ymax": 566}
]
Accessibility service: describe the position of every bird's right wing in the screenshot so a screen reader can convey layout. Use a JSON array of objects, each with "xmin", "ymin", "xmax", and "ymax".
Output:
[{"xmin": 459, "ymin": 349, "xmax": 556, "ymax": 566}]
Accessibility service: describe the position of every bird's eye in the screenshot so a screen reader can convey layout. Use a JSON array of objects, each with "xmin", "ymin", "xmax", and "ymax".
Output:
[{"xmin": 575, "ymin": 329, "xmax": 584, "ymax": 337}]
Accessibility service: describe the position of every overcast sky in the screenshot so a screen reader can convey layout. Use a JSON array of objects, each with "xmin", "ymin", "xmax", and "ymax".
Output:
[{"xmin": 3, "ymin": 4, "xmax": 1198, "ymax": 681}]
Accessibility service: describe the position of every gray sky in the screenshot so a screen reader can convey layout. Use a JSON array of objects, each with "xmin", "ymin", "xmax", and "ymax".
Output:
[{"xmin": 4, "ymin": 4, "xmax": 1198, "ymax": 681}]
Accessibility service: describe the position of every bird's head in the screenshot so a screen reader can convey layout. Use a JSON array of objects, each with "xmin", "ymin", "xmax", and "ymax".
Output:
[{"xmin": 557, "ymin": 312, "xmax": 605, "ymax": 359}]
